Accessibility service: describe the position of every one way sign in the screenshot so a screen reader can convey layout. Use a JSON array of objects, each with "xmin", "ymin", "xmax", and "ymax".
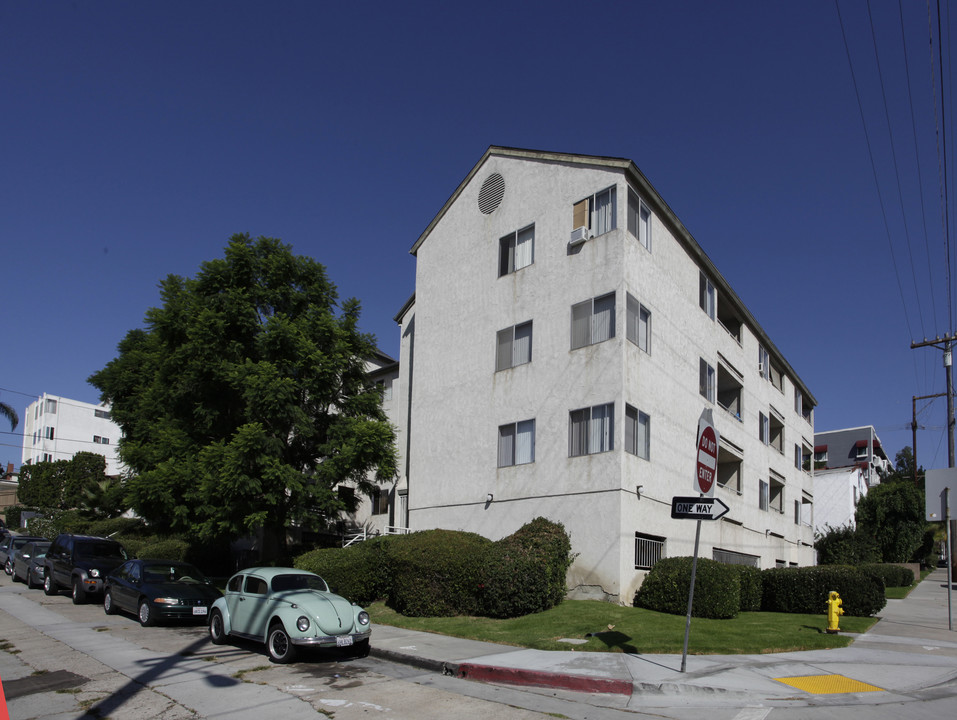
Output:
[{"xmin": 670, "ymin": 496, "xmax": 730, "ymax": 521}]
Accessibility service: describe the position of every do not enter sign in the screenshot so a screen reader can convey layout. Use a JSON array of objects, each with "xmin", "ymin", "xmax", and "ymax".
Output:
[{"xmin": 695, "ymin": 411, "xmax": 719, "ymax": 497}]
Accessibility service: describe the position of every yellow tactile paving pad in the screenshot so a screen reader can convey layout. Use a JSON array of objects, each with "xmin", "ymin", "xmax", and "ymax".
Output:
[{"xmin": 774, "ymin": 674, "xmax": 884, "ymax": 694}]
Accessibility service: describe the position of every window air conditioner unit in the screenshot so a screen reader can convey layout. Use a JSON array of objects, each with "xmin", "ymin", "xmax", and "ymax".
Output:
[{"xmin": 569, "ymin": 226, "xmax": 589, "ymax": 247}]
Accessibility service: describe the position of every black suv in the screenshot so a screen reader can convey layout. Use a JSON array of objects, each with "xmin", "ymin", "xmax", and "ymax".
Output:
[{"xmin": 43, "ymin": 533, "xmax": 128, "ymax": 604}]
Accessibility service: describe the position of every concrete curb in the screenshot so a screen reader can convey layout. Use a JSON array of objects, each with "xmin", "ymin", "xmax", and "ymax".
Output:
[{"xmin": 453, "ymin": 662, "xmax": 634, "ymax": 696}]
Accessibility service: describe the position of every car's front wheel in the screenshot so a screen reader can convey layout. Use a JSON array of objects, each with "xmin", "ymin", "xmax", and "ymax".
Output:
[
  {"xmin": 209, "ymin": 610, "xmax": 227, "ymax": 645},
  {"xmin": 27, "ymin": 570, "xmax": 39, "ymax": 590},
  {"xmin": 138, "ymin": 599, "xmax": 155, "ymax": 627},
  {"xmin": 72, "ymin": 579, "xmax": 86, "ymax": 605},
  {"xmin": 104, "ymin": 590, "xmax": 117, "ymax": 615},
  {"xmin": 4, "ymin": 559, "xmax": 13, "ymax": 575},
  {"xmin": 267, "ymin": 622, "xmax": 297, "ymax": 664},
  {"xmin": 43, "ymin": 573, "xmax": 58, "ymax": 596}
]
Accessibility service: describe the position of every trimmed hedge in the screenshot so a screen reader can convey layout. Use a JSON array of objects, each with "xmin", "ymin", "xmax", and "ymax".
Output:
[
  {"xmin": 727, "ymin": 564, "xmax": 763, "ymax": 612},
  {"xmin": 295, "ymin": 536, "xmax": 392, "ymax": 605},
  {"xmin": 861, "ymin": 563, "xmax": 914, "ymax": 589},
  {"xmin": 635, "ymin": 557, "xmax": 741, "ymax": 619},
  {"xmin": 480, "ymin": 518, "xmax": 574, "ymax": 618},
  {"xmin": 294, "ymin": 517, "xmax": 575, "ymax": 618},
  {"xmin": 761, "ymin": 565, "xmax": 885, "ymax": 617},
  {"xmin": 387, "ymin": 529, "xmax": 492, "ymax": 616}
]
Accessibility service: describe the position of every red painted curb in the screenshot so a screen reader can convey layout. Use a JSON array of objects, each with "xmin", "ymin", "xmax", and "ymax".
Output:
[{"xmin": 454, "ymin": 663, "xmax": 633, "ymax": 696}]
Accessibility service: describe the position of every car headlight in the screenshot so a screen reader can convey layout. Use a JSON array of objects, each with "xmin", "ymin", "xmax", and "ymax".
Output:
[
  {"xmin": 155, "ymin": 597, "xmax": 179, "ymax": 605},
  {"xmin": 357, "ymin": 611, "xmax": 370, "ymax": 626},
  {"xmin": 296, "ymin": 616, "xmax": 310, "ymax": 632},
  {"xmin": 89, "ymin": 569, "xmax": 100, "ymax": 578}
]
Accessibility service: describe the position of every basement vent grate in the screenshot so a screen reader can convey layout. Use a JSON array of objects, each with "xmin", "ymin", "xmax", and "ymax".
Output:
[{"xmin": 477, "ymin": 173, "xmax": 505, "ymax": 214}]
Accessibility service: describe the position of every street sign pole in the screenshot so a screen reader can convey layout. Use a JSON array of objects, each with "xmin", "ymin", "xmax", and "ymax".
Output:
[{"xmin": 680, "ymin": 517, "xmax": 701, "ymax": 673}]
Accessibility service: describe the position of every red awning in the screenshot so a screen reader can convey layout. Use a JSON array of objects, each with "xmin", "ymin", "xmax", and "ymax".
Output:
[
  {"xmin": 855, "ymin": 439, "xmax": 869, "ymax": 448},
  {"xmin": 814, "ymin": 444, "xmax": 827, "ymax": 453}
]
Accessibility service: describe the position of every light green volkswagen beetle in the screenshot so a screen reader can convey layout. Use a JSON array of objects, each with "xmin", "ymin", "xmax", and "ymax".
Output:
[{"xmin": 208, "ymin": 566, "xmax": 371, "ymax": 663}]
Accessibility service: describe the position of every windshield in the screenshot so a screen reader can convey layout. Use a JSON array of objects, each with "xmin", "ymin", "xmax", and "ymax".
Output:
[
  {"xmin": 76, "ymin": 541, "xmax": 126, "ymax": 560},
  {"xmin": 143, "ymin": 563, "xmax": 206, "ymax": 583},
  {"xmin": 271, "ymin": 574, "xmax": 328, "ymax": 593}
]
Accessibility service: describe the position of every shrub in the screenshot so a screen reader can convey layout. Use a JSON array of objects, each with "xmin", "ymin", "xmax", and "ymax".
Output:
[
  {"xmin": 127, "ymin": 536, "xmax": 191, "ymax": 561},
  {"xmin": 479, "ymin": 517, "xmax": 574, "ymax": 618},
  {"xmin": 814, "ymin": 525, "xmax": 879, "ymax": 565},
  {"xmin": 860, "ymin": 563, "xmax": 914, "ymax": 588},
  {"xmin": 295, "ymin": 536, "xmax": 392, "ymax": 605},
  {"xmin": 724, "ymin": 563, "xmax": 763, "ymax": 612},
  {"xmin": 761, "ymin": 566, "xmax": 885, "ymax": 616},
  {"xmin": 635, "ymin": 557, "xmax": 741, "ymax": 619},
  {"xmin": 387, "ymin": 529, "xmax": 493, "ymax": 617}
]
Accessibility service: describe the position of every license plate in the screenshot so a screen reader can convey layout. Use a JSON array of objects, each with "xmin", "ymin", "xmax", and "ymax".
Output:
[
  {"xmin": 336, "ymin": 635, "xmax": 354, "ymax": 647},
  {"xmin": 192, "ymin": 607, "xmax": 208, "ymax": 616}
]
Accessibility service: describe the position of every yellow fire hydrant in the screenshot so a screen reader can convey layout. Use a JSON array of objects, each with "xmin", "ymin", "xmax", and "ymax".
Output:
[{"xmin": 826, "ymin": 590, "xmax": 844, "ymax": 634}]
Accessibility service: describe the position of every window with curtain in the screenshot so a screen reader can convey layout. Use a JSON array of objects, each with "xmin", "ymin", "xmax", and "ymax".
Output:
[
  {"xmin": 625, "ymin": 404, "xmax": 650, "ymax": 459},
  {"xmin": 498, "ymin": 419, "xmax": 535, "ymax": 467},
  {"xmin": 499, "ymin": 224, "xmax": 535, "ymax": 276},
  {"xmin": 627, "ymin": 188, "xmax": 652, "ymax": 251},
  {"xmin": 626, "ymin": 293, "xmax": 651, "ymax": 353},
  {"xmin": 572, "ymin": 186, "xmax": 617, "ymax": 237},
  {"xmin": 496, "ymin": 321, "xmax": 532, "ymax": 371},
  {"xmin": 571, "ymin": 293, "xmax": 615, "ymax": 349},
  {"xmin": 569, "ymin": 403, "xmax": 614, "ymax": 457}
]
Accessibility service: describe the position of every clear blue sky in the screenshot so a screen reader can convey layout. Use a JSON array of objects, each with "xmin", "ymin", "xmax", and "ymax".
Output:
[{"xmin": 1, "ymin": 1, "xmax": 953, "ymax": 472}]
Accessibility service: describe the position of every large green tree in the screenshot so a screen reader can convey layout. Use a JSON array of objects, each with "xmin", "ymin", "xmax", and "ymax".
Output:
[
  {"xmin": 856, "ymin": 447, "xmax": 926, "ymax": 563},
  {"xmin": 89, "ymin": 235, "xmax": 396, "ymax": 558}
]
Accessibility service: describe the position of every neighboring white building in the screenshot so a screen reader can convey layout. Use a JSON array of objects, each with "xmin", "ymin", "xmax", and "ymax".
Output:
[
  {"xmin": 20, "ymin": 393, "xmax": 124, "ymax": 476},
  {"xmin": 814, "ymin": 426, "xmax": 890, "ymax": 487},
  {"xmin": 334, "ymin": 351, "xmax": 406, "ymax": 539},
  {"xmin": 812, "ymin": 465, "xmax": 869, "ymax": 535},
  {"xmin": 392, "ymin": 146, "xmax": 817, "ymax": 603}
]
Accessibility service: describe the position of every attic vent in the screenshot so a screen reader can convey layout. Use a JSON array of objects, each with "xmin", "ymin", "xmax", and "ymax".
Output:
[{"xmin": 478, "ymin": 173, "xmax": 505, "ymax": 214}]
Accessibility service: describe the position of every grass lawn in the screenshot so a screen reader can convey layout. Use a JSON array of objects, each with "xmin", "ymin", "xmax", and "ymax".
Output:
[{"xmin": 367, "ymin": 599, "xmax": 878, "ymax": 655}]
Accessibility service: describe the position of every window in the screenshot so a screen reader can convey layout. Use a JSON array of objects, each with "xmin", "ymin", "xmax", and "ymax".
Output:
[
  {"xmin": 44, "ymin": 399, "xmax": 57, "ymax": 414},
  {"xmin": 372, "ymin": 487, "xmax": 389, "ymax": 515},
  {"xmin": 713, "ymin": 548, "xmax": 760, "ymax": 567},
  {"xmin": 769, "ymin": 474, "xmax": 785, "ymax": 512},
  {"xmin": 626, "ymin": 294, "xmax": 651, "ymax": 353},
  {"xmin": 794, "ymin": 444, "xmax": 802, "ymax": 470},
  {"xmin": 758, "ymin": 345, "xmax": 770, "ymax": 379},
  {"xmin": 759, "ymin": 479, "xmax": 769, "ymax": 511},
  {"xmin": 759, "ymin": 412, "xmax": 769, "ymax": 444},
  {"xmin": 625, "ymin": 405, "xmax": 650, "ymax": 459},
  {"xmin": 573, "ymin": 186, "xmax": 617, "ymax": 237},
  {"xmin": 498, "ymin": 419, "xmax": 536, "ymax": 467},
  {"xmin": 794, "ymin": 499, "xmax": 801, "ymax": 525},
  {"xmin": 635, "ymin": 532, "xmax": 665, "ymax": 570},
  {"xmin": 569, "ymin": 403, "xmax": 614, "ymax": 456},
  {"xmin": 699, "ymin": 272, "xmax": 715, "ymax": 319},
  {"xmin": 44, "ymin": 426, "xmax": 54, "ymax": 440},
  {"xmin": 571, "ymin": 294, "xmax": 615, "ymax": 349},
  {"xmin": 814, "ymin": 447, "xmax": 828, "ymax": 464},
  {"xmin": 768, "ymin": 412, "xmax": 785, "ymax": 453},
  {"xmin": 94, "ymin": 408, "xmax": 111, "ymax": 419},
  {"xmin": 699, "ymin": 359, "xmax": 715, "ymax": 402},
  {"xmin": 42, "ymin": 453, "xmax": 53, "ymax": 463},
  {"xmin": 627, "ymin": 188, "xmax": 652, "ymax": 251},
  {"xmin": 337, "ymin": 485, "xmax": 356, "ymax": 512},
  {"xmin": 244, "ymin": 576, "xmax": 268, "ymax": 595},
  {"xmin": 856, "ymin": 444, "xmax": 868, "ymax": 460},
  {"xmin": 499, "ymin": 224, "xmax": 535, "ymax": 276},
  {"xmin": 375, "ymin": 379, "xmax": 393, "ymax": 402},
  {"xmin": 496, "ymin": 321, "xmax": 533, "ymax": 371},
  {"xmin": 93, "ymin": 435, "xmax": 110, "ymax": 445}
]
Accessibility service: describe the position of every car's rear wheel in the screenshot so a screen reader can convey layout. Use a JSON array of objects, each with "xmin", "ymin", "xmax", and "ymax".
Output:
[
  {"xmin": 267, "ymin": 622, "xmax": 296, "ymax": 663},
  {"xmin": 104, "ymin": 590, "xmax": 117, "ymax": 615},
  {"xmin": 209, "ymin": 610, "xmax": 227, "ymax": 645},
  {"xmin": 138, "ymin": 599, "xmax": 155, "ymax": 627},
  {"xmin": 43, "ymin": 573, "xmax": 58, "ymax": 596}
]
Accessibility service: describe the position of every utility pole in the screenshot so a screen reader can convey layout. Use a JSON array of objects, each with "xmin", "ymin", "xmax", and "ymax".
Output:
[
  {"xmin": 911, "ymin": 334, "xmax": 957, "ymax": 469},
  {"xmin": 913, "ymin": 391, "xmax": 949, "ymax": 485}
]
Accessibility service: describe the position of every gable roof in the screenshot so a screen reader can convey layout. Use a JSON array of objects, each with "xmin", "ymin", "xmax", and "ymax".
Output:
[{"xmin": 409, "ymin": 145, "xmax": 817, "ymax": 405}]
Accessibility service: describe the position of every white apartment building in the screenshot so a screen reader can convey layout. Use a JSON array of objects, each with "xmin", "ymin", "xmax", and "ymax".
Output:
[
  {"xmin": 393, "ymin": 146, "xmax": 817, "ymax": 603},
  {"xmin": 21, "ymin": 393, "xmax": 124, "ymax": 476}
]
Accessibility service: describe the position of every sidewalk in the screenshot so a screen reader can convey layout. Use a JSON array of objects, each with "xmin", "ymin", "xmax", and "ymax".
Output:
[{"xmin": 369, "ymin": 568, "xmax": 957, "ymax": 707}]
